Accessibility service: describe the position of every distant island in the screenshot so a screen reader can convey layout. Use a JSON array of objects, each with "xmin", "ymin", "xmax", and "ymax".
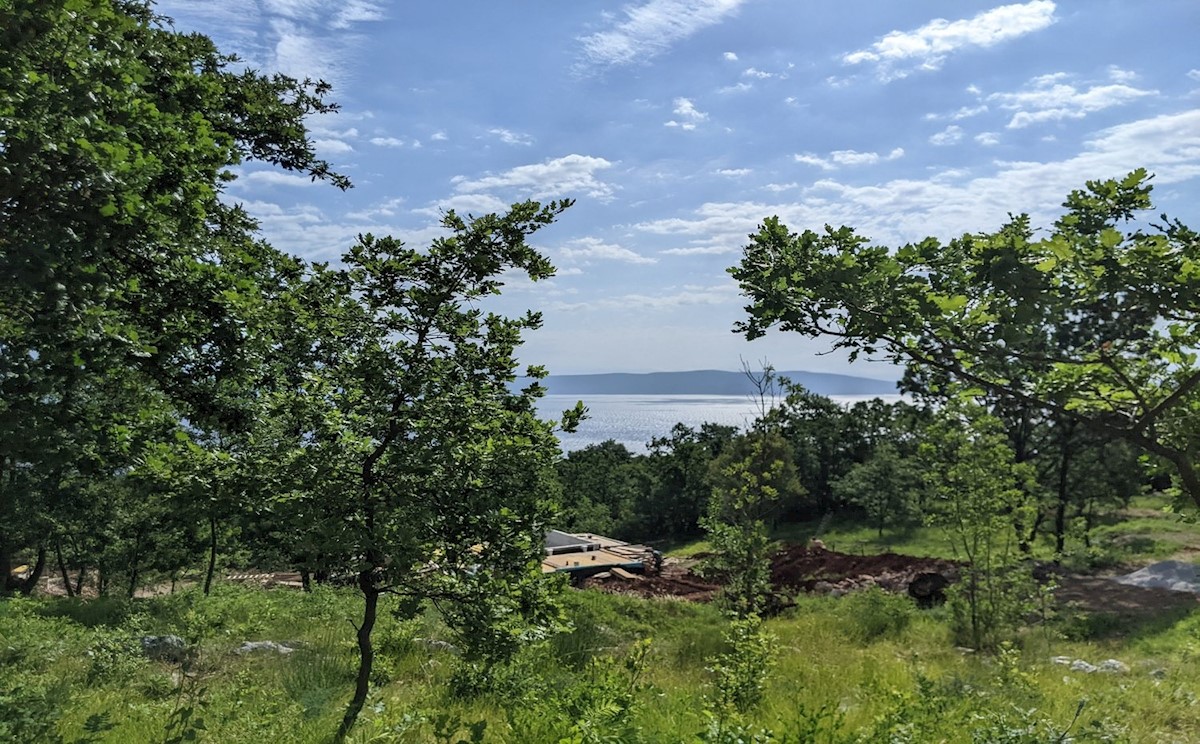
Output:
[{"xmin": 531, "ymin": 369, "xmax": 899, "ymax": 396}]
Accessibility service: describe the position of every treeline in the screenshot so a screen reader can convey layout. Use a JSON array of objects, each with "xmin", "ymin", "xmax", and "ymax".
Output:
[
  {"xmin": 555, "ymin": 379, "xmax": 1147, "ymax": 555},
  {"xmin": 1, "ymin": 3, "xmax": 585, "ymax": 736}
]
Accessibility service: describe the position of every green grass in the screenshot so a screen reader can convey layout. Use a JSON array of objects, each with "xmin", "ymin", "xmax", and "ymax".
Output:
[
  {"xmin": 4, "ymin": 577, "xmax": 1200, "ymax": 743},
  {"xmin": 666, "ymin": 493, "xmax": 1200, "ymax": 571},
  {"xmin": 666, "ymin": 516, "xmax": 954, "ymax": 560}
]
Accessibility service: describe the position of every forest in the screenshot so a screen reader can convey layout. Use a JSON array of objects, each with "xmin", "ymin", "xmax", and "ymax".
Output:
[{"xmin": 3, "ymin": 2, "xmax": 1200, "ymax": 742}]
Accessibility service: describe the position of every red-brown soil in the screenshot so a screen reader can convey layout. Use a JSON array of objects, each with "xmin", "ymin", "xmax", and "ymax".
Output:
[
  {"xmin": 582, "ymin": 545, "xmax": 960, "ymax": 603},
  {"xmin": 770, "ymin": 545, "xmax": 960, "ymax": 594}
]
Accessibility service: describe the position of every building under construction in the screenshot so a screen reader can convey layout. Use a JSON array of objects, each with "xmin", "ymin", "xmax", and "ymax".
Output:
[{"xmin": 541, "ymin": 530, "xmax": 661, "ymax": 580}]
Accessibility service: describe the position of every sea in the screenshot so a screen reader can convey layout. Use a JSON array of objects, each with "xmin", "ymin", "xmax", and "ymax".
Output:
[{"xmin": 536, "ymin": 394, "xmax": 905, "ymax": 453}]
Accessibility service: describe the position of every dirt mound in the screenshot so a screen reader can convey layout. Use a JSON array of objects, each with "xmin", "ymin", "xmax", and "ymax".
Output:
[
  {"xmin": 582, "ymin": 560, "xmax": 720, "ymax": 601},
  {"xmin": 771, "ymin": 545, "xmax": 959, "ymax": 594},
  {"xmin": 582, "ymin": 546, "xmax": 961, "ymax": 602}
]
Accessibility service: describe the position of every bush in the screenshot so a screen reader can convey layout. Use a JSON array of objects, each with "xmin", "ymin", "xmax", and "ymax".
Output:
[
  {"xmin": 707, "ymin": 616, "xmax": 776, "ymax": 717},
  {"xmin": 946, "ymin": 563, "xmax": 1039, "ymax": 650},
  {"xmin": 86, "ymin": 631, "xmax": 146, "ymax": 683},
  {"xmin": 839, "ymin": 588, "xmax": 915, "ymax": 642}
]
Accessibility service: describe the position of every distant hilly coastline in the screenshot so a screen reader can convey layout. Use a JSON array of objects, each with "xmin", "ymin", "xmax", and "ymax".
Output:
[{"xmin": 533, "ymin": 370, "xmax": 899, "ymax": 397}]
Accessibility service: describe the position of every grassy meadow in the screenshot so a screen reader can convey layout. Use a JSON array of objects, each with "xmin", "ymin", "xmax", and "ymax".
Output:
[{"xmin": 4, "ymin": 498, "xmax": 1200, "ymax": 743}]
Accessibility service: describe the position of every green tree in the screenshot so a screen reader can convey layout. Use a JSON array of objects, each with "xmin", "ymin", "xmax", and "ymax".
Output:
[
  {"xmin": 731, "ymin": 171, "xmax": 1200, "ymax": 508},
  {"xmin": 832, "ymin": 442, "xmax": 924, "ymax": 536},
  {"xmin": 644, "ymin": 423, "xmax": 737, "ymax": 538},
  {"xmin": 265, "ymin": 203, "xmax": 578, "ymax": 740},
  {"xmin": 702, "ymin": 430, "xmax": 802, "ymax": 618},
  {"xmin": 758, "ymin": 385, "xmax": 866, "ymax": 518},
  {"xmin": 0, "ymin": 0, "xmax": 343, "ymax": 590},
  {"xmin": 555, "ymin": 440, "xmax": 655, "ymax": 539},
  {"xmin": 920, "ymin": 406, "xmax": 1039, "ymax": 650}
]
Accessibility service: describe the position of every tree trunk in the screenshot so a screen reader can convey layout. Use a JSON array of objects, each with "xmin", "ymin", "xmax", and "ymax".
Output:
[
  {"xmin": 204, "ymin": 514, "xmax": 218, "ymax": 596},
  {"xmin": 127, "ymin": 533, "xmax": 141, "ymax": 598},
  {"xmin": 0, "ymin": 459, "xmax": 13, "ymax": 596},
  {"xmin": 74, "ymin": 564, "xmax": 87, "ymax": 596},
  {"xmin": 1176, "ymin": 458, "xmax": 1200, "ymax": 512},
  {"xmin": 19, "ymin": 545, "xmax": 46, "ymax": 596},
  {"xmin": 335, "ymin": 572, "xmax": 380, "ymax": 742},
  {"xmin": 55, "ymin": 541, "xmax": 74, "ymax": 598},
  {"xmin": 300, "ymin": 566, "xmax": 311, "ymax": 593},
  {"xmin": 1053, "ymin": 444, "xmax": 1072, "ymax": 557},
  {"xmin": 0, "ymin": 542, "xmax": 12, "ymax": 596}
]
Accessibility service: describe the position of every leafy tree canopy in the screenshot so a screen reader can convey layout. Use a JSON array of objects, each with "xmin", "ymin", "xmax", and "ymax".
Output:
[{"xmin": 731, "ymin": 171, "xmax": 1200, "ymax": 506}]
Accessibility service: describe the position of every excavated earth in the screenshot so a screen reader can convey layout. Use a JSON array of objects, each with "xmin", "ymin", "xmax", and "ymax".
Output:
[
  {"xmin": 581, "ymin": 545, "xmax": 959, "ymax": 602},
  {"xmin": 583, "ymin": 544, "xmax": 1199, "ymax": 628},
  {"xmin": 769, "ymin": 545, "xmax": 959, "ymax": 594}
]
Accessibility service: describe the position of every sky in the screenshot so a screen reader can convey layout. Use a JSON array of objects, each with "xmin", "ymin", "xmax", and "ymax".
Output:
[{"xmin": 157, "ymin": 0, "xmax": 1200, "ymax": 377}]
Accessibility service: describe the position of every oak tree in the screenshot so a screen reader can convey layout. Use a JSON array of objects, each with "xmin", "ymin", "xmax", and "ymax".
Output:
[{"xmin": 732, "ymin": 172, "xmax": 1200, "ymax": 507}]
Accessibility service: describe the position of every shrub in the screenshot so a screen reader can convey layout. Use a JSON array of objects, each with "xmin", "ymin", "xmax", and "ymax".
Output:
[{"xmin": 86, "ymin": 631, "xmax": 146, "ymax": 683}]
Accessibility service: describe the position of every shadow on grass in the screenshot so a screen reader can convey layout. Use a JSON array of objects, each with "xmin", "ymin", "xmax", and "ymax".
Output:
[
  {"xmin": 35, "ymin": 596, "xmax": 136, "ymax": 628},
  {"xmin": 1055, "ymin": 600, "xmax": 1200, "ymax": 643}
]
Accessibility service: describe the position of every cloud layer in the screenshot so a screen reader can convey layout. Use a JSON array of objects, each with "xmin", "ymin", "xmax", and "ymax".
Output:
[{"xmin": 844, "ymin": 1, "xmax": 1057, "ymax": 81}]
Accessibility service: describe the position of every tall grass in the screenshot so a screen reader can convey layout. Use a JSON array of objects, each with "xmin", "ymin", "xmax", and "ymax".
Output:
[{"xmin": 3, "ymin": 578, "xmax": 1199, "ymax": 742}]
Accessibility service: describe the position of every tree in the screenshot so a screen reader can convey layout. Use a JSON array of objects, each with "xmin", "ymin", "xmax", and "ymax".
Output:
[
  {"xmin": 645, "ymin": 423, "xmax": 738, "ymax": 538},
  {"xmin": 731, "ymin": 171, "xmax": 1200, "ymax": 508},
  {"xmin": 0, "ymin": 0, "xmax": 344, "ymax": 590},
  {"xmin": 701, "ymin": 430, "xmax": 802, "ymax": 618},
  {"xmin": 757, "ymin": 385, "xmax": 861, "ymax": 517},
  {"xmin": 555, "ymin": 440, "xmax": 655, "ymax": 539},
  {"xmin": 832, "ymin": 442, "xmax": 924, "ymax": 536},
  {"xmin": 920, "ymin": 406, "xmax": 1039, "ymax": 650},
  {"xmin": 264, "ymin": 203, "xmax": 578, "ymax": 741}
]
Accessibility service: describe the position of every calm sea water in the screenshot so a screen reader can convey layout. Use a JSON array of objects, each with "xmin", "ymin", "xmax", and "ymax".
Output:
[{"xmin": 536, "ymin": 394, "xmax": 904, "ymax": 453}]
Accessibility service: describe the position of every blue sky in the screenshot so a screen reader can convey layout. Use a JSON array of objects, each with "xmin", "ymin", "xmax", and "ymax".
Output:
[{"xmin": 159, "ymin": 0, "xmax": 1200, "ymax": 377}]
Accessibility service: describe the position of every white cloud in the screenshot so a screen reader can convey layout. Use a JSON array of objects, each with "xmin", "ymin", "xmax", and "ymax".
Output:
[
  {"xmin": 794, "ymin": 153, "xmax": 835, "ymax": 170},
  {"xmin": 715, "ymin": 168, "xmax": 752, "ymax": 177},
  {"xmin": 925, "ymin": 104, "xmax": 989, "ymax": 121},
  {"xmin": 794, "ymin": 147, "xmax": 904, "ymax": 169},
  {"xmin": 1189, "ymin": 69, "xmax": 1200, "ymax": 82},
  {"xmin": 430, "ymin": 131, "xmax": 449, "ymax": 141},
  {"xmin": 412, "ymin": 193, "xmax": 510, "ymax": 218},
  {"xmin": 988, "ymin": 73, "xmax": 1157, "ymax": 128},
  {"xmin": 560, "ymin": 237, "xmax": 657, "ymax": 265},
  {"xmin": 451, "ymin": 154, "xmax": 616, "ymax": 201},
  {"xmin": 1107, "ymin": 65, "xmax": 1139, "ymax": 84},
  {"xmin": 309, "ymin": 123, "xmax": 360, "ymax": 139},
  {"xmin": 488, "ymin": 128, "xmax": 535, "ymax": 146},
  {"xmin": 718, "ymin": 82, "xmax": 754, "ymax": 94},
  {"xmin": 157, "ymin": 0, "xmax": 388, "ymax": 89},
  {"xmin": 743, "ymin": 67, "xmax": 782, "ymax": 79},
  {"xmin": 369, "ymin": 136, "xmax": 406, "ymax": 148},
  {"xmin": 578, "ymin": 0, "xmax": 749, "ymax": 70},
  {"xmin": 843, "ymin": 1, "xmax": 1057, "ymax": 81},
  {"xmin": 234, "ymin": 170, "xmax": 320, "ymax": 188},
  {"xmin": 723, "ymin": 51, "xmax": 739, "ymax": 61},
  {"xmin": 633, "ymin": 109, "xmax": 1200, "ymax": 255},
  {"xmin": 929, "ymin": 125, "xmax": 964, "ymax": 145},
  {"xmin": 330, "ymin": 0, "xmax": 385, "ymax": 30},
  {"xmin": 346, "ymin": 197, "xmax": 405, "ymax": 220},
  {"xmin": 664, "ymin": 97, "xmax": 708, "ymax": 130},
  {"xmin": 975, "ymin": 131, "xmax": 1001, "ymax": 146},
  {"xmin": 551, "ymin": 283, "xmax": 737, "ymax": 311},
  {"xmin": 762, "ymin": 182, "xmax": 799, "ymax": 193},
  {"xmin": 313, "ymin": 137, "xmax": 355, "ymax": 154},
  {"xmin": 232, "ymin": 199, "xmax": 444, "ymax": 262}
]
